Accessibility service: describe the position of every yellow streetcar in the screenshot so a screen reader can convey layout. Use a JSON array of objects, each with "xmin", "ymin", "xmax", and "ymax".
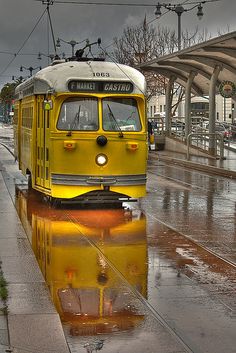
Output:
[{"xmin": 13, "ymin": 58, "xmax": 147, "ymax": 203}]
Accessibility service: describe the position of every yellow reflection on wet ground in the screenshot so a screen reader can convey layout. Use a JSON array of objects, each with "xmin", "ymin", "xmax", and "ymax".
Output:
[{"xmin": 16, "ymin": 189, "xmax": 147, "ymax": 337}]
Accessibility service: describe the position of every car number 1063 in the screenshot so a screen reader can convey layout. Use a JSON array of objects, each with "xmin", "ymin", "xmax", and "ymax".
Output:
[{"xmin": 93, "ymin": 72, "xmax": 110, "ymax": 77}]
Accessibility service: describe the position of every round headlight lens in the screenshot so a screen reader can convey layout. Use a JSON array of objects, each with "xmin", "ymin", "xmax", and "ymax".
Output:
[{"xmin": 96, "ymin": 154, "xmax": 108, "ymax": 166}]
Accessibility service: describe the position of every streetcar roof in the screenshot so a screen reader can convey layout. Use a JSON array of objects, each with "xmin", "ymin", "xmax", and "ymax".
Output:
[{"xmin": 15, "ymin": 60, "xmax": 146, "ymax": 98}]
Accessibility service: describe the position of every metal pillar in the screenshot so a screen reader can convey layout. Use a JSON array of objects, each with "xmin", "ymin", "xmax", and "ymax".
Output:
[
  {"xmin": 165, "ymin": 75, "xmax": 176, "ymax": 135},
  {"xmin": 185, "ymin": 71, "xmax": 196, "ymax": 140},
  {"xmin": 208, "ymin": 65, "xmax": 221, "ymax": 155},
  {"xmin": 223, "ymin": 97, "xmax": 226, "ymax": 122},
  {"xmin": 177, "ymin": 12, "xmax": 182, "ymax": 51},
  {"xmin": 231, "ymin": 97, "xmax": 236, "ymax": 123}
]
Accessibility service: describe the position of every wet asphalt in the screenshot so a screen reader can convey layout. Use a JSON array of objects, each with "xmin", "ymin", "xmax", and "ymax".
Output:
[{"xmin": 0, "ymin": 124, "xmax": 236, "ymax": 353}]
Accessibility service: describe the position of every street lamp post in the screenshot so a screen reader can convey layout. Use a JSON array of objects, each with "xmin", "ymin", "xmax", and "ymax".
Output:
[
  {"xmin": 20, "ymin": 65, "xmax": 42, "ymax": 77},
  {"xmin": 155, "ymin": 2, "xmax": 204, "ymax": 50}
]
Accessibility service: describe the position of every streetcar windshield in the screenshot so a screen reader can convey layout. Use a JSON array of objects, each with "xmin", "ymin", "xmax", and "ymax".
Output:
[
  {"xmin": 102, "ymin": 98, "xmax": 141, "ymax": 132},
  {"xmin": 57, "ymin": 97, "xmax": 98, "ymax": 131}
]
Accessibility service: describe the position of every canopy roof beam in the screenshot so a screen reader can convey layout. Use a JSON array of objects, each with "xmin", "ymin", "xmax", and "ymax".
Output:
[
  {"xmin": 178, "ymin": 54, "xmax": 236, "ymax": 76},
  {"xmin": 139, "ymin": 31, "xmax": 236, "ymax": 96},
  {"xmin": 158, "ymin": 60, "xmax": 213, "ymax": 81},
  {"xmin": 142, "ymin": 66, "xmax": 203, "ymax": 96}
]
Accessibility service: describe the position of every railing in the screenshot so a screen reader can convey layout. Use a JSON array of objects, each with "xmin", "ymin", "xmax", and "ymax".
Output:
[
  {"xmin": 186, "ymin": 132, "xmax": 224, "ymax": 160},
  {"xmin": 151, "ymin": 118, "xmax": 236, "ymax": 156},
  {"xmin": 170, "ymin": 121, "xmax": 186, "ymax": 139}
]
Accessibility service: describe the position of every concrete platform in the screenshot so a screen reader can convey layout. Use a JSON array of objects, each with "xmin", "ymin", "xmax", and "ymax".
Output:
[
  {"xmin": 0, "ymin": 147, "xmax": 70, "ymax": 353},
  {"xmin": 152, "ymin": 146, "xmax": 236, "ymax": 179}
]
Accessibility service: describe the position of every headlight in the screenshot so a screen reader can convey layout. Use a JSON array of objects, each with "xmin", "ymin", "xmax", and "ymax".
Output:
[{"xmin": 96, "ymin": 154, "xmax": 108, "ymax": 166}]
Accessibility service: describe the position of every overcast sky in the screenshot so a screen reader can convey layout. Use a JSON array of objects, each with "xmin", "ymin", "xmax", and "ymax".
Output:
[{"xmin": 0, "ymin": 0, "xmax": 234, "ymax": 88}]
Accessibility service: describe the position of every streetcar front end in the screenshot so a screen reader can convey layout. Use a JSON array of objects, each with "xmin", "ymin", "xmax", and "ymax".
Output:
[{"xmin": 49, "ymin": 90, "xmax": 147, "ymax": 202}]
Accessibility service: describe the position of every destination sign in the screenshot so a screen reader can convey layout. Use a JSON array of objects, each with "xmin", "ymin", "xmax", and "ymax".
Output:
[{"xmin": 68, "ymin": 80, "xmax": 133, "ymax": 93}]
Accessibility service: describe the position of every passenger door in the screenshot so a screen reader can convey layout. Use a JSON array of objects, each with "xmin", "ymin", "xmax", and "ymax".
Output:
[{"xmin": 35, "ymin": 96, "xmax": 50, "ymax": 189}]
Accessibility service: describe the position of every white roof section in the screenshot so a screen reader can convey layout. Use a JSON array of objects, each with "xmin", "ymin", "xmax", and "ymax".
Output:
[
  {"xmin": 139, "ymin": 31, "xmax": 236, "ymax": 96},
  {"xmin": 15, "ymin": 60, "xmax": 146, "ymax": 96}
]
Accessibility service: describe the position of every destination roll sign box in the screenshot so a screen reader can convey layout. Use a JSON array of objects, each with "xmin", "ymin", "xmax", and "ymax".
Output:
[{"xmin": 68, "ymin": 80, "xmax": 133, "ymax": 93}]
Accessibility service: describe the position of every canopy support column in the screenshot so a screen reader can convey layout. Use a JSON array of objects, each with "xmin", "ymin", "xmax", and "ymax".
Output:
[
  {"xmin": 165, "ymin": 75, "xmax": 176, "ymax": 135},
  {"xmin": 231, "ymin": 97, "xmax": 236, "ymax": 123},
  {"xmin": 208, "ymin": 65, "xmax": 221, "ymax": 155},
  {"xmin": 185, "ymin": 71, "xmax": 196, "ymax": 140}
]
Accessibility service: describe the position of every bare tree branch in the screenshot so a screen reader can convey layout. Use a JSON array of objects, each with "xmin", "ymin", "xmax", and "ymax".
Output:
[{"xmin": 112, "ymin": 19, "xmax": 213, "ymax": 115}]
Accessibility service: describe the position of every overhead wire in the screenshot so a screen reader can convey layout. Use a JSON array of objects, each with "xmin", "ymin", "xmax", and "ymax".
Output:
[
  {"xmin": 0, "ymin": 7, "xmax": 47, "ymax": 78},
  {"xmin": 99, "ymin": 44, "xmax": 146, "ymax": 96},
  {"xmin": 0, "ymin": 51, "xmax": 43, "ymax": 56},
  {"xmin": 0, "ymin": 0, "xmax": 221, "ymax": 81},
  {"xmin": 35, "ymin": 0, "xmax": 221, "ymax": 6},
  {"xmin": 36, "ymin": 1, "xmax": 165, "ymax": 6},
  {"xmin": 89, "ymin": 0, "xmax": 221, "ymax": 95}
]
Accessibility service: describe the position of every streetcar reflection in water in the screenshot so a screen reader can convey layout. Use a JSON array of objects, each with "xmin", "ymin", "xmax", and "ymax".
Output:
[{"xmin": 16, "ymin": 189, "xmax": 147, "ymax": 336}]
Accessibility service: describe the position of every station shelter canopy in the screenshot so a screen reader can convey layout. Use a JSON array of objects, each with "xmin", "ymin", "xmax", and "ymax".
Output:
[{"xmin": 139, "ymin": 31, "xmax": 236, "ymax": 96}]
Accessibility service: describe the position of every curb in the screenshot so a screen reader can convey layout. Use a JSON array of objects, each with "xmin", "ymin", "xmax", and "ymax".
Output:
[{"xmin": 153, "ymin": 154, "xmax": 236, "ymax": 179}]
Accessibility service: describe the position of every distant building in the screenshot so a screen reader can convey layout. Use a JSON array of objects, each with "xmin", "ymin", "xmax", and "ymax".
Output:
[{"xmin": 148, "ymin": 94, "xmax": 235, "ymax": 123}]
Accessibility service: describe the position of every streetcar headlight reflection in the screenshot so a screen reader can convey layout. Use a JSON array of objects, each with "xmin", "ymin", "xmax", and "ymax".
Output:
[{"xmin": 96, "ymin": 154, "xmax": 108, "ymax": 166}]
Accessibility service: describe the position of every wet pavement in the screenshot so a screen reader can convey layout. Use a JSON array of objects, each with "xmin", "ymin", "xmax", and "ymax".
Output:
[
  {"xmin": 145, "ymin": 156, "xmax": 236, "ymax": 264},
  {"xmin": 0, "ymin": 123, "xmax": 236, "ymax": 353},
  {"xmin": 156, "ymin": 148, "xmax": 236, "ymax": 178}
]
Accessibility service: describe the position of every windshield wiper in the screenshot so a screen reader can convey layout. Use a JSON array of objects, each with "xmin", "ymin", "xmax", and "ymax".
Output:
[
  {"xmin": 107, "ymin": 104, "xmax": 123, "ymax": 138},
  {"xmin": 125, "ymin": 111, "xmax": 135, "ymax": 123},
  {"xmin": 66, "ymin": 105, "xmax": 81, "ymax": 136}
]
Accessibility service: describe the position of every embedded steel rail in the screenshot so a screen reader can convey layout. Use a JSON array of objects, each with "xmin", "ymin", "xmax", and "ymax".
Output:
[{"xmin": 0, "ymin": 141, "xmax": 15, "ymax": 158}]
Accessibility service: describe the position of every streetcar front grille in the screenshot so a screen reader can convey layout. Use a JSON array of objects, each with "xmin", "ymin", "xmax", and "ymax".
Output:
[{"xmin": 51, "ymin": 173, "xmax": 146, "ymax": 186}]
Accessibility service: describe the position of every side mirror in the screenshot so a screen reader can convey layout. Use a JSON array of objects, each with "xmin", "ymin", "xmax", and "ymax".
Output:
[{"xmin": 43, "ymin": 100, "xmax": 53, "ymax": 111}]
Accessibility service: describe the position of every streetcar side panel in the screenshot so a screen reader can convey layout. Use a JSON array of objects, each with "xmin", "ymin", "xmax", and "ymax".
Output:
[
  {"xmin": 13, "ymin": 100, "xmax": 20, "ymax": 162},
  {"xmin": 18, "ymin": 96, "xmax": 35, "ymax": 176}
]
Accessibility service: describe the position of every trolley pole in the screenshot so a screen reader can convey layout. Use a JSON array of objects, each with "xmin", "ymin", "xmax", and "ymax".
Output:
[{"xmin": 41, "ymin": 1, "xmax": 57, "ymax": 55}]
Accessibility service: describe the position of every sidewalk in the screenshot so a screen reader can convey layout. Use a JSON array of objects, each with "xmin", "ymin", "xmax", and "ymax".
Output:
[{"xmin": 0, "ymin": 144, "xmax": 70, "ymax": 353}]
